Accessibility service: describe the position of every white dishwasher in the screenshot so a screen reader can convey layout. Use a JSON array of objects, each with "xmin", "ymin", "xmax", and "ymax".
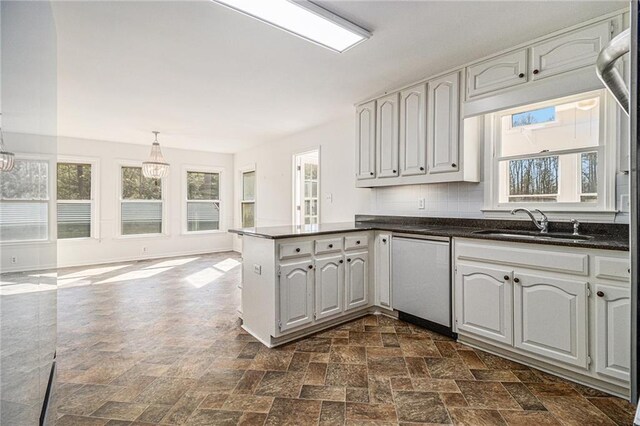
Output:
[{"xmin": 391, "ymin": 234, "xmax": 452, "ymax": 336}]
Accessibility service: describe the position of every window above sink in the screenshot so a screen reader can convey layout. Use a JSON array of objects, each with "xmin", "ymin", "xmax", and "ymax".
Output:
[{"xmin": 485, "ymin": 90, "xmax": 618, "ymax": 221}]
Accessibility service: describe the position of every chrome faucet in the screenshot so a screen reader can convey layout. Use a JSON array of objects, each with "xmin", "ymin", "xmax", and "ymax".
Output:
[{"xmin": 511, "ymin": 208, "xmax": 549, "ymax": 234}]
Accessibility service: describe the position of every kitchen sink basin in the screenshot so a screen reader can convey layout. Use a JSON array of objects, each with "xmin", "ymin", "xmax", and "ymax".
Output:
[{"xmin": 473, "ymin": 229, "xmax": 594, "ymax": 241}]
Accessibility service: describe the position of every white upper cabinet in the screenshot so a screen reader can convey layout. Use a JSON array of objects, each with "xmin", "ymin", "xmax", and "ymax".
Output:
[
  {"xmin": 279, "ymin": 260, "xmax": 314, "ymax": 332},
  {"xmin": 513, "ymin": 272, "xmax": 589, "ymax": 369},
  {"xmin": 530, "ymin": 20, "xmax": 612, "ymax": 81},
  {"xmin": 399, "ymin": 84, "xmax": 427, "ymax": 176},
  {"xmin": 376, "ymin": 93, "xmax": 400, "ymax": 178},
  {"xmin": 314, "ymin": 255, "xmax": 345, "ymax": 321},
  {"xmin": 455, "ymin": 263, "xmax": 513, "ymax": 345},
  {"xmin": 427, "ymin": 72, "xmax": 460, "ymax": 174},
  {"xmin": 345, "ymin": 251, "xmax": 369, "ymax": 311},
  {"xmin": 466, "ymin": 49, "xmax": 528, "ymax": 99},
  {"xmin": 595, "ymin": 284, "xmax": 630, "ymax": 382},
  {"xmin": 355, "ymin": 101, "xmax": 376, "ymax": 180}
]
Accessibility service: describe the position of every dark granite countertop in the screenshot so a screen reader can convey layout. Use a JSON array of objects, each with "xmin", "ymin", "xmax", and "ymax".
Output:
[{"xmin": 229, "ymin": 215, "xmax": 629, "ymax": 251}]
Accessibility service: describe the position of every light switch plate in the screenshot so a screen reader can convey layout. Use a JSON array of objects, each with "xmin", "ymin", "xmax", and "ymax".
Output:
[
  {"xmin": 418, "ymin": 198, "xmax": 425, "ymax": 209},
  {"xmin": 253, "ymin": 264, "xmax": 262, "ymax": 275}
]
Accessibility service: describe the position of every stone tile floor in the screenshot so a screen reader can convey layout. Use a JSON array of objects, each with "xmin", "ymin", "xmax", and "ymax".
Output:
[{"xmin": 49, "ymin": 252, "xmax": 635, "ymax": 425}]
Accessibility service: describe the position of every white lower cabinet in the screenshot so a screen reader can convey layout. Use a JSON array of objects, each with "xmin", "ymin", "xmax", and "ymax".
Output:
[
  {"xmin": 315, "ymin": 255, "xmax": 345, "ymax": 320},
  {"xmin": 513, "ymin": 272, "xmax": 589, "ymax": 369},
  {"xmin": 453, "ymin": 238, "xmax": 630, "ymax": 395},
  {"xmin": 595, "ymin": 284, "xmax": 631, "ymax": 382},
  {"xmin": 279, "ymin": 259, "xmax": 314, "ymax": 332},
  {"xmin": 455, "ymin": 263, "xmax": 513, "ymax": 345},
  {"xmin": 345, "ymin": 251, "xmax": 369, "ymax": 311},
  {"xmin": 375, "ymin": 234, "xmax": 391, "ymax": 309}
]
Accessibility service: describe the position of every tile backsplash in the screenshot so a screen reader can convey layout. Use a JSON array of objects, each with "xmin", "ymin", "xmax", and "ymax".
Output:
[
  {"xmin": 371, "ymin": 182, "xmax": 485, "ymax": 218},
  {"xmin": 370, "ymin": 175, "xmax": 630, "ymax": 224}
]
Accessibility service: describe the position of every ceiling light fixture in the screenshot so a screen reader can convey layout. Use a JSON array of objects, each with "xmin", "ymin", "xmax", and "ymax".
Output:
[
  {"xmin": 0, "ymin": 114, "xmax": 15, "ymax": 172},
  {"xmin": 211, "ymin": 0, "xmax": 370, "ymax": 53},
  {"xmin": 142, "ymin": 131, "xmax": 170, "ymax": 179}
]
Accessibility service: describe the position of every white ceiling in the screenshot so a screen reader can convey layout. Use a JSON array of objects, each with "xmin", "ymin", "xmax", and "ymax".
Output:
[{"xmin": 52, "ymin": 0, "xmax": 626, "ymax": 153}]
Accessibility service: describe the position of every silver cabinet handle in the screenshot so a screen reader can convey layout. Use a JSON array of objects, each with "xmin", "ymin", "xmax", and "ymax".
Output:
[{"xmin": 596, "ymin": 28, "xmax": 630, "ymax": 115}]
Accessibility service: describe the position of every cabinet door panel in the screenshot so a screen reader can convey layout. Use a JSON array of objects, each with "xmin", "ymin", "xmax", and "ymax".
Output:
[
  {"xmin": 513, "ymin": 273, "xmax": 588, "ymax": 368},
  {"xmin": 279, "ymin": 260, "xmax": 314, "ymax": 332},
  {"xmin": 595, "ymin": 284, "xmax": 630, "ymax": 382},
  {"xmin": 376, "ymin": 93, "xmax": 400, "ymax": 178},
  {"xmin": 455, "ymin": 263, "xmax": 513, "ymax": 345},
  {"xmin": 315, "ymin": 256, "xmax": 344, "ymax": 320},
  {"xmin": 531, "ymin": 20, "xmax": 611, "ymax": 81},
  {"xmin": 466, "ymin": 49, "xmax": 527, "ymax": 98},
  {"xmin": 355, "ymin": 101, "xmax": 376, "ymax": 180},
  {"xmin": 427, "ymin": 72, "xmax": 460, "ymax": 174},
  {"xmin": 345, "ymin": 251, "xmax": 369, "ymax": 311},
  {"xmin": 400, "ymin": 84, "xmax": 427, "ymax": 176},
  {"xmin": 375, "ymin": 234, "xmax": 391, "ymax": 309}
]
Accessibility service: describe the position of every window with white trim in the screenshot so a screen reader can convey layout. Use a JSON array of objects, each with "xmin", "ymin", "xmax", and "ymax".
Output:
[
  {"xmin": 186, "ymin": 171, "xmax": 220, "ymax": 232},
  {"xmin": 120, "ymin": 166, "xmax": 163, "ymax": 235},
  {"xmin": 241, "ymin": 170, "xmax": 255, "ymax": 228},
  {"xmin": 490, "ymin": 90, "xmax": 614, "ymax": 211},
  {"xmin": 57, "ymin": 162, "xmax": 93, "ymax": 239},
  {"xmin": 0, "ymin": 159, "xmax": 50, "ymax": 242}
]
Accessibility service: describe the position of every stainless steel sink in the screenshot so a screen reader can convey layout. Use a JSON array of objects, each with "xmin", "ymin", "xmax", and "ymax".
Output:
[{"xmin": 473, "ymin": 229, "xmax": 594, "ymax": 241}]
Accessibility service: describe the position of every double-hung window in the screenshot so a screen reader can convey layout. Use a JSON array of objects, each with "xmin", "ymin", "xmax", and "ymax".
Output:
[
  {"xmin": 0, "ymin": 159, "xmax": 50, "ymax": 242},
  {"xmin": 120, "ymin": 166, "xmax": 163, "ymax": 235},
  {"xmin": 490, "ymin": 90, "xmax": 613, "ymax": 212},
  {"xmin": 186, "ymin": 170, "xmax": 221, "ymax": 232},
  {"xmin": 57, "ymin": 162, "xmax": 93, "ymax": 239},
  {"xmin": 241, "ymin": 170, "xmax": 255, "ymax": 228}
]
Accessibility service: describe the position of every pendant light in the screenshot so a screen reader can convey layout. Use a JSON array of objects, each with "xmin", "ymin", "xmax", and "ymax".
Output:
[
  {"xmin": 0, "ymin": 113, "xmax": 15, "ymax": 172},
  {"xmin": 142, "ymin": 131, "xmax": 169, "ymax": 179}
]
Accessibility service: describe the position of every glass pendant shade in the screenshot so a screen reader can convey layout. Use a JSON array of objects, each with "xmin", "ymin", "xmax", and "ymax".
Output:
[
  {"xmin": 142, "ymin": 131, "xmax": 169, "ymax": 179},
  {"xmin": 0, "ymin": 116, "xmax": 15, "ymax": 172}
]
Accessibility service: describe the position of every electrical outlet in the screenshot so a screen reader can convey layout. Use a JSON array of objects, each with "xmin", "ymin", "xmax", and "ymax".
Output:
[
  {"xmin": 254, "ymin": 264, "xmax": 262, "ymax": 275},
  {"xmin": 142, "ymin": 247, "xmax": 148, "ymax": 253},
  {"xmin": 10, "ymin": 256, "xmax": 17, "ymax": 264},
  {"xmin": 418, "ymin": 198, "xmax": 425, "ymax": 210}
]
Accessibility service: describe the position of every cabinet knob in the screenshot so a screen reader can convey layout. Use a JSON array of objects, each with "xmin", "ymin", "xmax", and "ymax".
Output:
[
  {"xmin": 370, "ymin": 172, "xmax": 374, "ymax": 176},
  {"xmin": 504, "ymin": 275, "xmax": 510, "ymax": 281},
  {"xmin": 356, "ymin": 240, "xmax": 361, "ymax": 245},
  {"xmin": 295, "ymin": 248, "xmax": 301, "ymax": 253},
  {"xmin": 328, "ymin": 244, "xmax": 333, "ymax": 248},
  {"xmin": 419, "ymin": 166, "xmax": 425, "ymax": 171},
  {"xmin": 393, "ymin": 170, "xmax": 397, "ymax": 174},
  {"xmin": 347, "ymin": 258, "xmax": 352, "ymax": 262},
  {"xmin": 451, "ymin": 163, "xmax": 457, "ymax": 168},
  {"xmin": 518, "ymin": 72, "xmax": 525, "ymax": 78},
  {"xmin": 533, "ymin": 69, "xmax": 540, "ymax": 75},
  {"xmin": 382, "ymin": 239, "xmax": 387, "ymax": 243},
  {"xmin": 513, "ymin": 277, "xmax": 520, "ymax": 283},
  {"xmin": 339, "ymin": 260, "xmax": 344, "ymax": 264},
  {"xmin": 308, "ymin": 265, "xmax": 313, "ymax": 270},
  {"xmin": 597, "ymin": 291, "xmax": 605, "ymax": 297}
]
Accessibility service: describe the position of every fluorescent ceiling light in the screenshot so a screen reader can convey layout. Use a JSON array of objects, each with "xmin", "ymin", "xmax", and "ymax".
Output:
[{"xmin": 211, "ymin": 0, "xmax": 371, "ymax": 53}]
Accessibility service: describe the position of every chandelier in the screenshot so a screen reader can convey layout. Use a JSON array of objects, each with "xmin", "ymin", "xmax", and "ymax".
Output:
[{"xmin": 142, "ymin": 131, "xmax": 169, "ymax": 179}]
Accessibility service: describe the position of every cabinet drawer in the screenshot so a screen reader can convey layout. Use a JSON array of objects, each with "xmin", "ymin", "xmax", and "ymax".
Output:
[
  {"xmin": 315, "ymin": 238, "xmax": 343, "ymax": 255},
  {"xmin": 279, "ymin": 241, "xmax": 313, "ymax": 260},
  {"xmin": 345, "ymin": 235, "xmax": 369, "ymax": 251},
  {"xmin": 595, "ymin": 256, "xmax": 631, "ymax": 282}
]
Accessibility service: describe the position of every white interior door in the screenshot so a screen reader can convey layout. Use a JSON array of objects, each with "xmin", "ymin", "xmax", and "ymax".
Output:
[{"xmin": 293, "ymin": 150, "xmax": 320, "ymax": 226}]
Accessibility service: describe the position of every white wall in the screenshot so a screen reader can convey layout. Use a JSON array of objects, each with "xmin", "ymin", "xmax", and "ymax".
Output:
[
  {"xmin": 233, "ymin": 116, "xmax": 371, "ymax": 249},
  {"xmin": 55, "ymin": 136, "xmax": 235, "ymax": 268},
  {"xmin": 1, "ymin": 134, "xmax": 235, "ymax": 272}
]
